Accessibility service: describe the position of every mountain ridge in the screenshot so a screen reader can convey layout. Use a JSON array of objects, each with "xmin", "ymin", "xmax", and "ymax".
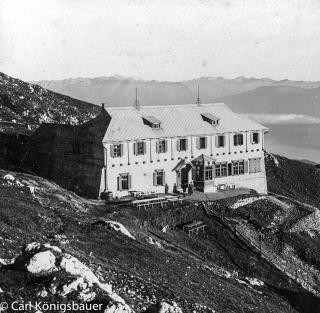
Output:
[
  {"xmin": 31, "ymin": 76, "xmax": 320, "ymax": 117},
  {"xmin": 0, "ymin": 72, "xmax": 100, "ymax": 132}
]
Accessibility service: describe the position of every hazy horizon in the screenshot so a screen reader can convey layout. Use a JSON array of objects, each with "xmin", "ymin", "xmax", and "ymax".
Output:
[
  {"xmin": 30, "ymin": 74, "xmax": 320, "ymax": 84},
  {"xmin": 1, "ymin": 0, "xmax": 320, "ymax": 82}
]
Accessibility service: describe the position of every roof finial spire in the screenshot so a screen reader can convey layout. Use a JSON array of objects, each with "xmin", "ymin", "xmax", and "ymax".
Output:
[
  {"xmin": 134, "ymin": 87, "xmax": 140, "ymax": 109},
  {"xmin": 196, "ymin": 84, "xmax": 201, "ymax": 106}
]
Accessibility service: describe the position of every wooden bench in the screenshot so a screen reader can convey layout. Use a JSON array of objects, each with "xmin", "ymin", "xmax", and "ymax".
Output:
[
  {"xmin": 132, "ymin": 196, "xmax": 168, "ymax": 209},
  {"xmin": 183, "ymin": 221, "xmax": 206, "ymax": 236}
]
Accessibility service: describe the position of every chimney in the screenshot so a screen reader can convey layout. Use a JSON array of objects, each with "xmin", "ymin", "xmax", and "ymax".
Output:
[{"xmin": 101, "ymin": 103, "xmax": 105, "ymax": 111}]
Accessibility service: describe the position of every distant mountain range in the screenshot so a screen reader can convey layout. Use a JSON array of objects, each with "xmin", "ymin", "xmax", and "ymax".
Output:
[
  {"xmin": 33, "ymin": 75, "xmax": 320, "ymax": 117},
  {"xmin": 216, "ymin": 85, "xmax": 320, "ymax": 117},
  {"xmin": 0, "ymin": 72, "xmax": 100, "ymax": 132},
  {"xmin": 1, "ymin": 71, "xmax": 320, "ymax": 136}
]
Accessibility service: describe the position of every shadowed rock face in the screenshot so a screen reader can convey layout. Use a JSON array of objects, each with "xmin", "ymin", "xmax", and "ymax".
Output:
[{"xmin": 22, "ymin": 108, "xmax": 111, "ymax": 199}]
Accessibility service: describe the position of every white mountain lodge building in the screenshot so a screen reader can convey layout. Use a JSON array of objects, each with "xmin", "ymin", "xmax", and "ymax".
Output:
[{"xmin": 100, "ymin": 103, "xmax": 268, "ymax": 198}]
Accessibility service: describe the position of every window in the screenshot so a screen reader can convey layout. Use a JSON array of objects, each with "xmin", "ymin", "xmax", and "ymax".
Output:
[
  {"xmin": 234, "ymin": 134, "xmax": 243, "ymax": 146},
  {"xmin": 216, "ymin": 135, "xmax": 225, "ymax": 148},
  {"xmin": 232, "ymin": 160, "xmax": 245, "ymax": 175},
  {"xmin": 249, "ymin": 158, "xmax": 261, "ymax": 173},
  {"xmin": 117, "ymin": 173, "xmax": 132, "ymax": 191},
  {"xmin": 177, "ymin": 138, "xmax": 188, "ymax": 151},
  {"xmin": 111, "ymin": 144, "xmax": 123, "ymax": 158},
  {"xmin": 252, "ymin": 132, "xmax": 259, "ymax": 144},
  {"xmin": 199, "ymin": 137, "xmax": 207, "ymax": 149},
  {"xmin": 215, "ymin": 162, "xmax": 227, "ymax": 177},
  {"xmin": 204, "ymin": 166, "xmax": 213, "ymax": 180},
  {"xmin": 137, "ymin": 142, "xmax": 145, "ymax": 155},
  {"xmin": 157, "ymin": 140, "xmax": 167, "ymax": 153},
  {"xmin": 134, "ymin": 141, "xmax": 146, "ymax": 155},
  {"xmin": 197, "ymin": 136, "xmax": 207, "ymax": 149},
  {"xmin": 153, "ymin": 170, "xmax": 165, "ymax": 186}
]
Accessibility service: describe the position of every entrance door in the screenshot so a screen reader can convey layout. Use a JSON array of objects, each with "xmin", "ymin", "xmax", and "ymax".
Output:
[{"xmin": 181, "ymin": 166, "xmax": 189, "ymax": 191}]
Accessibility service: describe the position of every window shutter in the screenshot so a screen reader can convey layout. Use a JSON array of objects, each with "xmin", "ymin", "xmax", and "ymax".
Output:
[
  {"xmin": 250, "ymin": 132, "xmax": 253, "ymax": 144},
  {"xmin": 222, "ymin": 135, "xmax": 226, "ymax": 147},
  {"xmin": 128, "ymin": 174, "xmax": 132, "ymax": 189},
  {"xmin": 244, "ymin": 160, "xmax": 249, "ymax": 173},
  {"xmin": 228, "ymin": 163, "xmax": 232, "ymax": 176},
  {"xmin": 256, "ymin": 158, "xmax": 261, "ymax": 172},
  {"xmin": 110, "ymin": 145, "xmax": 115, "ymax": 158},
  {"xmin": 156, "ymin": 141, "xmax": 159, "ymax": 153},
  {"xmin": 215, "ymin": 136, "xmax": 218, "ymax": 148},
  {"xmin": 164, "ymin": 140, "xmax": 168, "ymax": 152},
  {"xmin": 117, "ymin": 176, "xmax": 121, "ymax": 190},
  {"xmin": 204, "ymin": 136, "xmax": 208, "ymax": 149},
  {"xmin": 196, "ymin": 137, "xmax": 200, "ymax": 149},
  {"xmin": 185, "ymin": 138, "xmax": 188, "ymax": 150},
  {"xmin": 133, "ymin": 143, "xmax": 137, "ymax": 155},
  {"xmin": 257, "ymin": 132, "xmax": 260, "ymax": 144},
  {"xmin": 213, "ymin": 164, "xmax": 216, "ymax": 177},
  {"xmin": 120, "ymin": 144, "xmax": 123, "ymax": 157},
  {"xmin": 143, "ymin": 141, "xmax": 147, "ymax": 154},
  {"xmin": 153, "ymin": 172, "xmax": 157, "ymax": 186},
  {"xmin": 163, "ymin": 171, "xmax": 166, "ymax": 185},
  {"xmin": 177, "ymin": 139, "xmax": 180, "ymax": 152}
]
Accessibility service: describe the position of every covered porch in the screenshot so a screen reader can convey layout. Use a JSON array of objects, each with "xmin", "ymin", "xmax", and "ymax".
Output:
[
  {"xmin": 172, "ymin": 154, "xmax": 217, "ymax": 193},
  {"xmin": 191, "ymin": 154, "xmax": 216, "ymax": 192}
]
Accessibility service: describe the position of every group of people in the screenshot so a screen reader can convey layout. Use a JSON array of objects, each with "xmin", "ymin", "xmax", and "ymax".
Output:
[{"xmin": 165, "ymin": 181, "xmax": 194, "ymax": 195}]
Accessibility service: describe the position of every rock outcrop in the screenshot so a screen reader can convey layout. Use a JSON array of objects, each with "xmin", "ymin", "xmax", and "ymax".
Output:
[{"xmin": 0, "ymin": 242, "xmax": 134, "ymax": 312}]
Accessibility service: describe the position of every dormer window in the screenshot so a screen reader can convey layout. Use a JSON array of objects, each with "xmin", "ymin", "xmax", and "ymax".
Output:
[
  {"xmin": 201, "ymin": 113, "xmax": 219, "ymax": 126},
  {"xmin": 142, "ymin": 116, "xmax": 161, "ymax": 129}
]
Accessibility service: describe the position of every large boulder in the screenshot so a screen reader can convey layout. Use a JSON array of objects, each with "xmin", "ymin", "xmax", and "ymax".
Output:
[{"xmin": 0, "ymin": 242, "xmax": 134, "ymax": 312}]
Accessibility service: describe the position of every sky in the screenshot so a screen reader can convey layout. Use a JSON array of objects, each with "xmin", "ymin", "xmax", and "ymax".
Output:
[{"xmin": 0, "ymin": 0, "xmax": 319, "ymax": 82}]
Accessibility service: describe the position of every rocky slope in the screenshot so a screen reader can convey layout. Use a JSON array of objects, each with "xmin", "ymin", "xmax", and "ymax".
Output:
[
  {"xmin": 0, "ymin": 72, "xmax": 100, "ymax": 133},
  {"xmin": 265, "ymin": 152, "xmax": 320, "ymax": 207},
  {"xmin": 0, "ymin": 169, "xmax": 304, "ymax": 313}
]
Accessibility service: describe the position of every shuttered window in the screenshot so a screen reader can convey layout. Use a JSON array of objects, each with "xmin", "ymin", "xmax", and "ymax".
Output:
[
  {"xmin": 249, "ymin": 158, "xmax": 261, "ymax": 173},
  {"xmin": 153, "ymin": 169, "xmax": 165, "ymax": 186},
  {"xmin": 215, "ymin": 135, "xmax": 225, "ymax": 148},
  {"xmin": 133, "ymin": 141, "xmax": 146, "ymax": 155},
  {"xmin": 196, "ymin": 136, "xmax": 207, "ymax": 149},
  {"xmin": 177, "ymin": 138, "xmax": 188, "ymax": 151},
  {"xmin": 117, "ymin": 173, "xmax": 132, "ymax": 191},
  {"xmin": 111, "ymin": 144, "xmax": 123, "ymax": 158},
  {"xmin": 156, "ymin": 140, "xmax": 167, "ymax": 153},
  {"xmin": 234, "ymin": 134, "xmax": 244, "ymax": 146}
]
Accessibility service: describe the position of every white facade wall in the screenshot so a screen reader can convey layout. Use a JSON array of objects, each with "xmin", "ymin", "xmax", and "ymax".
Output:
[{"xmin": 99, "ymin": 130, "xmax": 267, "ymax": 198}]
